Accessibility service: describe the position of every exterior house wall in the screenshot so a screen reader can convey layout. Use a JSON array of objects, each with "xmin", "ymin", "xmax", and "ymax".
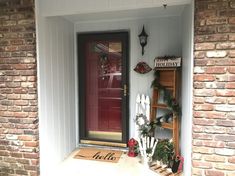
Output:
[
  {"xmin": 0, "ymin": 0, "xmax": 39, "ymax": 176},
  {"xmin": 193, "ymin": 0, "xmax": 235, "ymax": 175},
  {"xmin": 1, "ymin": 0, "xmax": 235, "ymax": 176}
]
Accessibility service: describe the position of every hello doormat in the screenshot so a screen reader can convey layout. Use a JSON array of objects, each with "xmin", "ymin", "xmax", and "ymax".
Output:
[{"xmin": 74, "ymin": 148, "xmax": 123, "ymax": 163}]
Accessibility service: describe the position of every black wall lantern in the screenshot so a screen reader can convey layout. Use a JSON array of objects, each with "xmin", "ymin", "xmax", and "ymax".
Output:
[{"xmin": 138, "ymin": 26, "xmax": 148, "ymax": 55}]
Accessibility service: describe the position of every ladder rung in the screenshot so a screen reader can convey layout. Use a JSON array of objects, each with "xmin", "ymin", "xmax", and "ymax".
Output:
[
  {"xmin": 161, "ymin": 122, "xmax": 173, "ymax": 130},
  {"xmin": 152, "ymin": 104, "xmax": 168, "ymax": 109}
]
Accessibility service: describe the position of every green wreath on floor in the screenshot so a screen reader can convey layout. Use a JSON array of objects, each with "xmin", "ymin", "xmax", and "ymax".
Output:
[{"xmin": 151, "ymin": 70, "xmax": 181, "ymax": 124}]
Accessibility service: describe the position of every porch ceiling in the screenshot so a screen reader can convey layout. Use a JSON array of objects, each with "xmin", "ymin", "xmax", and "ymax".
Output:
[
  {"xmin": 38, "ymin": 0, "xmax": 191, "ymax": 18},
  {"xmin": 63, "ymin": 5, "xmax": 186, "ymax": 23}
]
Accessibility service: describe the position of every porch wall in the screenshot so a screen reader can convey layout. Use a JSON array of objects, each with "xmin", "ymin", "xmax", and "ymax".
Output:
[
  {"xmin": 0, "ymin": 0, "xmax": 39, "ymax": 175},
  {"xmin": 193, "ymin": 0, "xmax": 235, "ymax": 175},
  {"xmin": 36, "ymin": 15, "xmax": 76, "ymax": 175}
]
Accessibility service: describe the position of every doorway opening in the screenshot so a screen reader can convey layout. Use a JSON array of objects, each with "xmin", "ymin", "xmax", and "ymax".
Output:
[{"xmin": 77, "ymin": 31, "xmax": 129, "ymax": 147}]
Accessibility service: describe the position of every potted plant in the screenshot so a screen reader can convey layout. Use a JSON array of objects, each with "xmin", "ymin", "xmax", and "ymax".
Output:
[{"xmin": 152, "ymin": 139, "xmax": 174, "ymax": 167}]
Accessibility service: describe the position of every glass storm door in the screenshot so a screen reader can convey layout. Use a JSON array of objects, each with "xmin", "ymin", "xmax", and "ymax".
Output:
[{"xmin": 78, "ymin": 32, "xmax": 129, "ymax": 146}]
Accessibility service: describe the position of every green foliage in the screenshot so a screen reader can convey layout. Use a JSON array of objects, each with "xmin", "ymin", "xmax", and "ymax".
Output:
[
  {"xmin": 152, "ymin": 139, "xmax": 174, "ymax": 165},
  {"xmin": 135, "ymin": 114, "xmax": 172, "ymax": 137},
  {"xmin": 139, "ymin": 125, "xmax": 152, "ymax": 137},
  {"xmin": 135, "ymin": 114, "xmax": 152, "ymax": 137}
]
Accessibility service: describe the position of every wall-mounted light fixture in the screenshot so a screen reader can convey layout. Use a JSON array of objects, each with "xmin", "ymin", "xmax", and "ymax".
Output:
[{"xmin": 138, "ymin": 26, "xmax": 148, "ymax": 56}]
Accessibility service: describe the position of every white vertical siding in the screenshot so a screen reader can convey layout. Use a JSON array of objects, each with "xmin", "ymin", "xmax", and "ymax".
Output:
[
  {"xmin": 36, "ymin": 12, "xmax": 76, "ymax": 175},
  {"xmin": 181, "ymin": 3, "xmax": 194, "ymax": 176}
]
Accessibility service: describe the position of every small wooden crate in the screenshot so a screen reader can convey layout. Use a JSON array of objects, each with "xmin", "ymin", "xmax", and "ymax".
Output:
[{"xmin": 149, "ymin": 163, "xmax": 182, "ymax": 176}]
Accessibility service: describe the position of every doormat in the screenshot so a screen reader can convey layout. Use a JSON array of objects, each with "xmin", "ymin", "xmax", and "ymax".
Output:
[{"xmin": 74, "ymin": 148, "xmax": 123, "ymax": 163}]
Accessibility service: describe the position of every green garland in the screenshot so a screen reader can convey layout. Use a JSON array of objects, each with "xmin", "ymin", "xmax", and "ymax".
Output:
[
  {"xmin": 135, "ymin": 70, "xmax": 181, "ymax": 135},
  {"xmin": 135, "ymin": 114, "xmax": 173, "ymax": 137},
  {"xmin": 151, "ymin": 70, "xmax": 181, "ymax": 118}
]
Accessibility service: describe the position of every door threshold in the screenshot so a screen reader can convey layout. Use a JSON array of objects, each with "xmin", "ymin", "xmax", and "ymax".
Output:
[
  {"xmin": 80, "ymin": 139, "xmax": 127, "ymax": 148},
  {"xmin": 79, "ymin": 142, "xmax": 128, "ymax": 152},
  {"xmin": 88, "ymin": 131, "xmax": 122, "ymax": 141}
]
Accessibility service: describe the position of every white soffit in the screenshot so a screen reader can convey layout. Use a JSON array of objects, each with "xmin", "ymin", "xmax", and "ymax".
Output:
[
  {"xmin": 39, "ymin": 0, "xmax": 191, "ymax": 17},
  {"xmin": 63, "ymin": 5, "xmax": 186, "ymax": 23}
]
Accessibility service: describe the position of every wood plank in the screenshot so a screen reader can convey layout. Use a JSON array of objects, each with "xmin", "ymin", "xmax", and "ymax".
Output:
[
  {"xmin": 152, "ymin": 104, "xmax": 168, "ymax": 109},
  {"xmin": 150, "ymin": 88, "xmax": 159, "ymax": 121},
  {"xmin": 173, "ymin": 116, "xmax": 179, "ymax": 155},
  {"xmin": 161, "ymin": 122, "xmax": 173, "ymax": 130},
  {"xmin": 154, "ymin": 67, "xmax": 179, "ymax": 71},
  {"xmin": 149, "ymin": 163, "xmax": 182, "ymax": 176}
]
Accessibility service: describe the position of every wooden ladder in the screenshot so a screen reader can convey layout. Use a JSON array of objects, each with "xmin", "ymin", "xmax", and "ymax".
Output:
[{"xmin": 150, "ymin": 68, "xmax": 180, "ymax": 155}]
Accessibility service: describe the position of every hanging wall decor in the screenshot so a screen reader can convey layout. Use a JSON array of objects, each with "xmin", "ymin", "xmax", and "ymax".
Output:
[{"xmin": 134, "ymin": 62, "xmax": 152, "ymax": 74}]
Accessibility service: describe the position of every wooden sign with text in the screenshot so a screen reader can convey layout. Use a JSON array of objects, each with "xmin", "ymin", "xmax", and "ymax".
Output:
[{"xmin": 154, "ymin": 57, "xmax": 181, "ymax": 68}]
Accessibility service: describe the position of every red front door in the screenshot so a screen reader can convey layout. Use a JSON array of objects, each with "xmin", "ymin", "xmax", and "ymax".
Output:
[{"xmin": 78, "ymin": 32, "xmax": 129, "ymax": 145}]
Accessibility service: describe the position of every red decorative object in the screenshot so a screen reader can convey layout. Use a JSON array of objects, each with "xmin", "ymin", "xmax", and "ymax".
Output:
[
  {"xmin": 171, "ymin": 155, "xmax": 184, "ymax": 173},
  {"xmin": 134, "ymin": 62, "xmax": 152, "ymax": 74},
  {"xmin": 177, "ymin": 155, "xmax": 184, "ymax": 173},
  {"xmin": 128, "ymin": 138, "xmax": 138, "ymax": 157}
]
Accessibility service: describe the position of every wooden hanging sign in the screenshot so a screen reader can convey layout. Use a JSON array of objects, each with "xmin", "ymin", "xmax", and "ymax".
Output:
[{"xmin": 154, "ymin": 57, "xmax": 181, "ymax": 68}]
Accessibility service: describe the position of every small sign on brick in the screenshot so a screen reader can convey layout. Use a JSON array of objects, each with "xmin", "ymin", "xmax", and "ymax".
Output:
[{"xmin": 154, "ymin": 57, "xmax": 181, "ymax": 68}]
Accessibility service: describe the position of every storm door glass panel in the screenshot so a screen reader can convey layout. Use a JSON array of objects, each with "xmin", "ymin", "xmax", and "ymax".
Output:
[{"xmin": 85, "ymin": 39, "xmax": 123, "ymax": 141}]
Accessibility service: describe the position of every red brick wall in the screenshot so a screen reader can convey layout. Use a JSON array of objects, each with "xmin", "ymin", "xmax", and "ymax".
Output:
[
  {"xmin": 193, "ymin": 0, "xmax": 235, "ymax": 176},
  {"xmin": 0, "ymin": 0, "xmax": 39, "ymax": 175}
]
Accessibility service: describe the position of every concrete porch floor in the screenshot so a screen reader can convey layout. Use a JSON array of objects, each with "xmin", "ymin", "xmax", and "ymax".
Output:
[{"xmin": 52, "ymin": 148, "xmax": 160, "ymax": 176}]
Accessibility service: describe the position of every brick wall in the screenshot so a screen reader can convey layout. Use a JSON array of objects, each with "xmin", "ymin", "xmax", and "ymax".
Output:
[
  {"xmin": 193, "ymin": 0, "xmax": 235, "ymax": 176},
  {"xmin": 0, "ymin": 0, "xmax": 39, "ymax": 176}
]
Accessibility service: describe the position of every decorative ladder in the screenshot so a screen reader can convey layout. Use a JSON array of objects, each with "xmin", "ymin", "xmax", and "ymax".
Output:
[{"xmin": 150, "ymin": 67, "xmax": 180, "ymax": 155}]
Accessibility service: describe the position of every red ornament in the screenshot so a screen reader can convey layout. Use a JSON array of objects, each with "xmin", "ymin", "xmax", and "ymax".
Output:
[
  {"xmin": 134, "ymin": 62, "xmax": 152, "ymax": 74},
  {"xmin": 128, "ymin": 138, "xmax": 138, "ymax": 157}
]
